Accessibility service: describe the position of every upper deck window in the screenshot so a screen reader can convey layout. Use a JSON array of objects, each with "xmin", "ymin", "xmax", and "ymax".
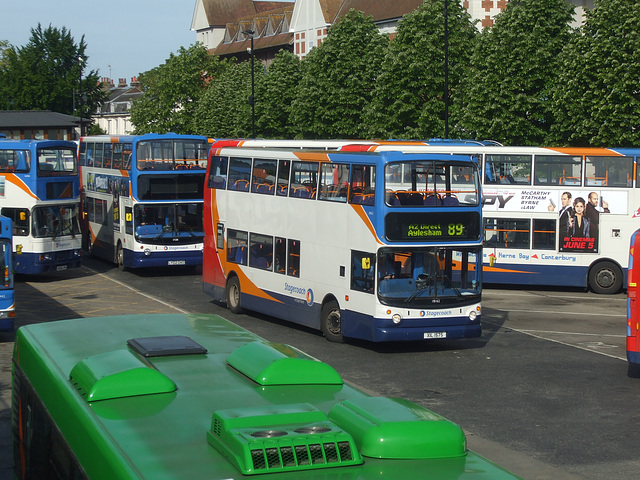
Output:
[
  {"xmin": 385, "ymin": 161, "xmax": 479, "ymax": 207},
  {"xmin": 136, "ymin": 139, "xmax": 208, "ymax": 171},
  {"xmin": 484, "ymin": 155, "xmax": 532, "ymax": 185},
  {"xmin": 0, "ymin": 149, "xmax": 30, "ymax": 173},
  {"xmin": 585, "ymin": 155, "xmax": 633, "ymax": 187},
  {"xmin": 37, "ymin": 147, "xmax": 77, "ymax": 176},
  {"xmin": 534, "ymin": 155, "xmax": 581, "ymax": 186}
]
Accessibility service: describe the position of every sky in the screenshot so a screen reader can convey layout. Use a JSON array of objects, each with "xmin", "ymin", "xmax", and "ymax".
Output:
[{"xmin": 1, "ymin": 0, "xmax": 197, "ymax": 85}]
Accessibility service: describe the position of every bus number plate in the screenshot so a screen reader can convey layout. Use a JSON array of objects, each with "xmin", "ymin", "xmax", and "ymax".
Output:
[
  {"xmin": 168, "ymin": 260, "xmax": 186, "ymax": 266},
  {"xmin": 424, "ymin": 332, "xmax": 446, "ymax": 339},
  {"xmin": 56, "ymin": 265, "xmax": 67, "ymax": 271}
]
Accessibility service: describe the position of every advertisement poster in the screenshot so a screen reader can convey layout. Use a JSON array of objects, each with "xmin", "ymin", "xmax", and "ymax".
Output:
[{"xmin": 483, "ymin": 188, "xmax": 628, "ymax": 254}]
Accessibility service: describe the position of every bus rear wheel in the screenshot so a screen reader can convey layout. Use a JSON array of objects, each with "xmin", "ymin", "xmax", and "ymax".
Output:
[
  {"xmin": 116, "ymin": 243, "xmax": 126, "ymax": 271},
  {"xmin": 321, "ymin": 300, "xmax": 343, "ymax": 343},
  {"xmin": 226, "ymin": 276, "xmax": 243, "ymax": 314},
  {"xmin": 588, "ymin": 261, "xmax": 622, "ymax": 294}
]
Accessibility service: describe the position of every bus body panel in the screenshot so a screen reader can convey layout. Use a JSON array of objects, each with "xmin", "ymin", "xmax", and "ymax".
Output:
[
  {"xmin": 627, "ymin": 228, "xmax": 640, "ymax": 365},
  {"xmin": 204, "ymin": 147, "xmax": 483, "ymax": 342},
  {"xmin": 0, "ymin": 138, "xmax": 82, "ymax": 274},
  {"xmin": 0, "ymin": 215, "xmax": 14, "ymax": 330},
  {"xmin": 12, "ymin": 313, "xmax": 521, "ymax": 479}
]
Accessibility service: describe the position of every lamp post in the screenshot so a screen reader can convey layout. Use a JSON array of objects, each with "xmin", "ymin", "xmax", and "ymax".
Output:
[
  {"xmin": 444, "ymin": 0, "xmax": 449, "ymax": 139},
  {"xmin": 243, "ymin": 29, "xmax": 256, "ymax": 138}
]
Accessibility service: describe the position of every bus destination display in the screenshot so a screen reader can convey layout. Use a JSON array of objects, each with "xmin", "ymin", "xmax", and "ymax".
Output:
[{"xmin": 385, "ymin": 212, "xmax": 480, "ymax": 242}]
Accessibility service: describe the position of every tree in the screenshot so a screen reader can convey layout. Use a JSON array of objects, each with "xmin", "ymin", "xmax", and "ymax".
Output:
[
  {"xmin": 196, "ymin": 59, "xmax": 263, "ymax": 138},
  {"xmin": 291, "ymin": 10, "xmax": 388, "ymax": 139},
  {"xmin": 0, "ymin": 24, "xmax": 106, "ymax": 118},
  {"xmin": 130, "ymin": 44, "xmax": 222, "ymax": 134},
  {"xmin": 458, "ymin": 0, "xmax": 575, "ymax": 145},
  {"xmin": 551, "ymin": 0, "xmax": 640, "ymax": 146},
  {"xmin": 255, "ymin": 50, "xmax": 301, "ymax": 138},
  {"xmin": 366, "ymin": 0, "xmax": 477, "ymax": 139},
  {"xmin": 0, "ymin": 24, "xmax": 104, "ymax": 116}
]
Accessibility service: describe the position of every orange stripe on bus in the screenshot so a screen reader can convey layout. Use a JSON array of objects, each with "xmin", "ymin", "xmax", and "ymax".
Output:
[
  {"xmin": 350, "ymin": 204, "xmax": 382, "ymax": 244},
  {"xmin": 546, "ymin": 147, "xmax": 622, "ymax": 156},
  {"xmin": 5, "ymin": 174, "xmax": 38, "ymax": 200}
]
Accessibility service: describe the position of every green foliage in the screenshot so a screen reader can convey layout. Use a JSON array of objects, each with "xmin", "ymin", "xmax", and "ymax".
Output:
[
  {"xmin": 130, "ymin": 44, "xmax": 222, "ymax": 135},
  {"xmin": 195, "ymin": 59, "xmax": 264, "ymax": 138},
  {"xmin": 0, "ymin": 24, "xmax": 105, "ymax": 116},
  {"xmin": 290, "ymin": 10, "xmax": 388, "ymax": 139},
  {"xmin": 255, "ymin": 50, "xmax": 301, "ymax": 138},
  {"xmin": 458, "ymin": 0, "xmax": 575, "ymax": 145},
  {"xmin": 551, "ymin": 0, "xmax": 640, "ymax": 146},
  {"xmin": 366, "ymin": 0, "xmax": 477, "ymax": 139}
]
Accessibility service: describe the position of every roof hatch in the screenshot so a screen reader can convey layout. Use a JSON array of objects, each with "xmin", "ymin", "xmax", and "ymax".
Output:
[
  {"xmin": 207, "ymin": 403, "xmax": 362, "ymax": 474},
  {"xmin": 69, "ymin": 350, "xmax": 176, "ymax": 402},
  {"xmin": 226, "ymin": 342, "xmax": 343, "ymax": 386}
]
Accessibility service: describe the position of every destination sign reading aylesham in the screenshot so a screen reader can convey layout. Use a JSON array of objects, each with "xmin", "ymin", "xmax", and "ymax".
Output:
[{"xmin": 385, "ymin": 212, "xmax": 480, "ymax": 242}]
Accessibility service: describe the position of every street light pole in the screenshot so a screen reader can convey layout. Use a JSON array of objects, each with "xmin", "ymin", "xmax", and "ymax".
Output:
[
  {"xmin": 243, "ymin": 30, "xmax": 256, "ymax": 138},
  {"xmin": 444, "ymin": 0, "xmax": 449, "ymax": 139}
]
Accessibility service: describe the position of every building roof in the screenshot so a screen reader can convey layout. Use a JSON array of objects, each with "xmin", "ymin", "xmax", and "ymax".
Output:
[
  {"xmin": 331, "ymin": 0, "xmax": 424, "ymax": 23},
  {"xmin": 0, "ymin": 111, "xmax": 79, "ymax": 128},
  {"xmin": 201, "ymin": 0, "xmax": 293, "ymax": 27}
]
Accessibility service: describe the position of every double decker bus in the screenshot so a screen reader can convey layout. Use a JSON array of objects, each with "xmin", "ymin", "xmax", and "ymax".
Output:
[
  {"xmin": 204, "ymin": 146, "xmax": 483, "ymax": 342},
  {"xmin": 78, "ymin": 134, "xmax": 209, "ymax": 270},
  {"xmin": 0, "ymin": 137, "xmax": 82, "ymax": 274},
  {"xmin": 627, "ymin": 227, "xmax": 640, "ymax": 376},
  {"xmin": 347, "ymin": 143, "xmax": 640, "ymax": 294},
  {"xmin": 0, "ymin": 216, "xmax": 15, "ymax": 330},
  {"xmin": 12, "ymin": 312, "xmax": 521, "ymax": 479}
]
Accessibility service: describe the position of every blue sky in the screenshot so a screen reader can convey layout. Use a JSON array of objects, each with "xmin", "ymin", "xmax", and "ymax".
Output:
[{"xmin": 1, "ymin": 0, "xmax": 197, "ymax": 85}]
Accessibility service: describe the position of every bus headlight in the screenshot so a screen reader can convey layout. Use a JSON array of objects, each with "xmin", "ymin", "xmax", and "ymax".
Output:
[
  {"xmin": 469, "ymin": 306, "xmax": 480, "ymax": 321},
  {"xmin": 392, "ymin": 314, "xmax": 402, "ymax": 324},
  {"xmin": 144, "ymin": 248, "xmax": 151, "ymax": 256}
]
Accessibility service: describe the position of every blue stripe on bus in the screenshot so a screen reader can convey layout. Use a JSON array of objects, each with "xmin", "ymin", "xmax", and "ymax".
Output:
[{"xmin": 483, "ymin": 263, "xmax": 592, "ymax": 288}]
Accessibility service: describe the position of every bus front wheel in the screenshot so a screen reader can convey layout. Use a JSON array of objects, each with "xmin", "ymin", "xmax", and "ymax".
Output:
[
  {"xmin": 321, "ymin": 300, "xmax": 343, "ymax": 343},
  {"xmin": 116, "ymin": 243, "xmax": 126, "ymax": 271},
  {"xmin": 226, "ymin": 277, "xmax": 243, "ymax": 314},
  {"xmin": 588, "ymin": 261, "xmax": 623, "ymax": 294}
]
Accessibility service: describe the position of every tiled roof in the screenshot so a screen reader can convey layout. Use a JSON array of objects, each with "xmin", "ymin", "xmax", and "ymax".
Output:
[
  {"xmin": 333, "ymin": 0, "xmax": 424, "ymax": 23},
  {"xmin": 201, "ymin": 0, "xmax": 293, "ymax": 26},
  {"xmin": 0, "ymin": 111, "xmax": 78, "ymax": 128}
]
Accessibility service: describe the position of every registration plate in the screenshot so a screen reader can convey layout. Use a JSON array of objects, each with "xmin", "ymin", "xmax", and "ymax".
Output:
[
  {"xmin": 424, "ymin": 332, "xmax": 446, "ymax": 339},
  {"xmin": 56, "ymin": 265, "xmax": 67, "ymax": 271},
  {"xmin": 168, "ymin": 260, "xmax": 186, "ymax": 266}
]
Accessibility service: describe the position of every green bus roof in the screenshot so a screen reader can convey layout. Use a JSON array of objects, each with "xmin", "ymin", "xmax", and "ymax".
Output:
[{"xmin": 13, "ymin": 313, "xmax": 521, "ymax": 479}]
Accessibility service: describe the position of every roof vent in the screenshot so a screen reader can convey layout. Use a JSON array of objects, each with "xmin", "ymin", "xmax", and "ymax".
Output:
[
  {"xmin": 226, "ymin": 341, "xmax": 342, "ymax": 386},
  {"xmin": 328, "ymin": 397, "xmax": 467, "ymax": 459},
  {"xmin": 207, "ymin": 403, "xmax": 362, "ymax": 475},
  {"xmin": 127, "ymin": 335, "xmax": 207, "ymax": 357},
  {"xmin": 70, "ymin": 350, "xmax": 176, "ymax": 402}
]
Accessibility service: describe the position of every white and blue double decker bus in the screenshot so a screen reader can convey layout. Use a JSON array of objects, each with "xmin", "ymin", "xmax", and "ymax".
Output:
[
  {"xmin": 203, "ymin": 146, "xmax": 483, "ymax": 342},
  {"xmin": 0, "ymin": 137, "xmax": 82, "ymax": 274},
  {"xmin": 79, "ymin": 134, "xmax": 209, "ymax": 270},
  {"xmin": 0, "ymin": 215, "xmax": 15, "ymax": 330}
]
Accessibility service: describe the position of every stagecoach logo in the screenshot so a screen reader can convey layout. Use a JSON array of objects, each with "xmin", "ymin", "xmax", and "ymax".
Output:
[{"xmin": 306, "ymin": 289, "xmax": 314, "ymax": 306}]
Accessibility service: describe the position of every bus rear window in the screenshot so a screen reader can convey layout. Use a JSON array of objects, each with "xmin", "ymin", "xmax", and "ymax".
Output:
[{"xmin": 37, "ymin": 147, "xmax": 77, "ymax": 176}]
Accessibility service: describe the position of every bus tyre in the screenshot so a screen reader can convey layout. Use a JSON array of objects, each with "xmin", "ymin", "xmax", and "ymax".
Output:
[
  {"xmin": 588, "ymin": 261, "xmax": 622, "ymax": 294},
  {"xmin": 116, "ymin": 243, "xmax": 126, "ymax": 271},
  {"xmin": 226, "ymin": 277, "xmax": 243, "ymax": 314},
  {"xmin": 321, "ymin": 300, "xmax": 343, "ymax": 343}
]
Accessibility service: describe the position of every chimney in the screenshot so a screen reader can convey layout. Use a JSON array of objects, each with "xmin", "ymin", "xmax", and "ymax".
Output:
[
  {"xmin": 118, "ymin": 78, "xmax": 128, "ymax": 88},
  {"xmin": 130, "ymin": 76, "xmax": 140, "ymax": 87}
]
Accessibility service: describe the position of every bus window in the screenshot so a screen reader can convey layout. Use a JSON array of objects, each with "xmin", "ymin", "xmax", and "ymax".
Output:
[
  {"xmin": 227, "ymin": 229, "xmax": 248, "ymax": 265},
  {"xmin": 251, "ymin": 159, "xmax": 277, "ymax": 194},
  {"xmin": 1, "ymin": 207, "xmax": 29, "ymax": 236},
  {"xmin": 37, "ymin": 147, "xmax": 77, "ymax": 175},
  {"xmin": 534, "ymin": 155, "xmax": 582, "ymax": 186},
  {"xmin": 351, "ymin": 251, "xmax": 375, "ymax": 293},
  {"xmin": 274, "ymin": 237, "xmax": 286, "ymax": 274},
  {"xmin": 208, "ymin": 156, "xmax": 228, "ymax": 189},
  {"xmin": 350, "ymin": 164, "xmax": 376, "ymax": 205},
  {"xmin": 249, "ymin": 233, "xmax": 273, "ymax": 270},
  {"xmin": 287, "ymin": 239, "xmax": 300, "ymax": 277},
  {"xmin": 319, "ymin": 163, "xmax": 349, "ymax": 202},
  {"xmin": 94, "ymin": 143, "xmax": 104, "ymax": 168},
  {"xmin": 276, "ymin": 160, "xmax": 290, "ymax": 196},
  {"xmin": 228, "ymin": 157, "xmax": 251, "ymax": 192},
  {"xmin": 585, "ymin": 156, "xmax": 633, "ymax": 187},
  {"xmin": 103, "ymin": 143, "xmax": 113, "ymax": 169},
  {"xmin": 484, "ymin": 155, "xmax": 532, "ymax": 185},
  {"xmin": 290, "ymin": 162, "xmax": 318, "ymax": 199},
  {"xmin": 532, "ymin": 219, "xmax": 556, "ymax": 250},
  {"xmin": 484, "ymin": 218, "xmax": 530, "ymax": 249},
  {"xmin": 112, "ymin": 143, "xmax": 122, "ymax": 169}
]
